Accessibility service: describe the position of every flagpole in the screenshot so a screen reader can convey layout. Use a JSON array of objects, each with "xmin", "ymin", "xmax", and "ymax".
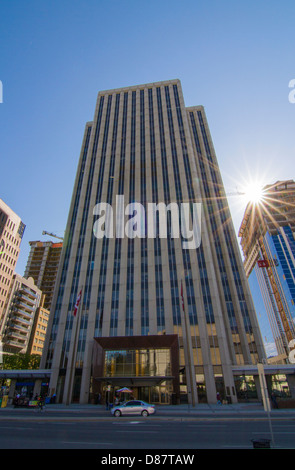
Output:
[
  {"xmin": 65, "ymin": 287, "xmax": 83, "ymax": 405},
  {"xmin": 180, "ymin": 279, "xmax": 196, "ymax": 408}
]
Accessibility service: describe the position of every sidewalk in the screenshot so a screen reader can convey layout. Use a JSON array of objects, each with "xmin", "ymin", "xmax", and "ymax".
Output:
[{"xmin": 19, "ymin": 401, "xmax": 295, "ymax": 415}]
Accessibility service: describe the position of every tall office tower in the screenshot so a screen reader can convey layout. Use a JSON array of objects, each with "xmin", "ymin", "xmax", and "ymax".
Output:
[
  {"xmin": 0, "ymin": 274, "xmax": 41, "ymax": 354},
  {"xmin": 24, "ymin": 241, "xmax": 63, "ymax": 310},
  {"xmin": 239, "ymin": 180, "xmax": 295, "ymax": 360},
  {"xmin": 41, "ymin": 79, "xmax": 265, "ymax": 405},
  {"xmin": 0, "ymin": 199, "xmax": 26, "ymax": 327}
]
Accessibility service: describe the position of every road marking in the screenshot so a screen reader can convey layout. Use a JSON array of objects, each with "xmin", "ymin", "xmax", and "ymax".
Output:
[
  {"xmin": 115, "ymin": 430, "xmax": 158, "ymax": 433},
  {"xmin": 62, "ymin": 441, "xmax": 113, "ymax": 446},
  {"xmin": 252, "ymin": 431, "xmax": 295, "ymax": 435},
  {"xmin": 0, "ymin": 426, "xmax": 34, "ymax": 430},
  {"xmin": 113, "ymin": 422, "xmax": 161, "ymax": 426},
  {"xmin": 222, "ymin": 445, "xmax": 252, "ymax": 448},
  {"xmin": 187, "ymin": 424, "xmax": 228, "ymax": 427}
]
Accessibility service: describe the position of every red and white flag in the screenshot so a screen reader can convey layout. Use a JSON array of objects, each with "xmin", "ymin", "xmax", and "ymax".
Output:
[{"xmin": 73, "ymin": 289, "xmax": 82, "ymax": 316}]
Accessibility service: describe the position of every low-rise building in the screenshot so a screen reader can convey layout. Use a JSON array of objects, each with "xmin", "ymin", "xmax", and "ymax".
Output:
[{"xmin": 0, "ymin": 274, "xmax": 42, "ymax": 354}]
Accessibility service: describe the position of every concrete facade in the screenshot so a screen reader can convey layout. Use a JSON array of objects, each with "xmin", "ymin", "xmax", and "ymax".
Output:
[
  {"xmin": 41, "ymin": 79, "xmax": 265, "ymax": 405},
  {"xmin": 0, "ymin": 199, "xmax": 25, "ymax": 328},
  {"xmin": 0, "ymin": 274, "xmax": 42, "ymax": 354}
]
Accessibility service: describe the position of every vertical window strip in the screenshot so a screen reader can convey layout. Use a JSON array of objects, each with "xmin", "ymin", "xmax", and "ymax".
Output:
[
  {"xmin": 83, "ymin": 94, "xmax": 118, "ymax": 311},
  {"xmin": 125, "ymin": 91, "xmax": 136, "ymax": 336},
  {"xmin": 149, "ymin": 88, "xmax": 165, "ymax": 332},
  {"xmin": 173, "ymin": 86, "xmax": 215, "ymax": 327},
  {"xmin": 156, "ymin": 88, "xmax": 181, "ymax": 326},
  {"xmin": 190, "ymin": 112, "xmax": 235, "ymax": 321},
  {"xmin": 107, "ymin": 94, "xmax": 122, "ymax": 336},
  {"xmin": 164, "ymin": 85, "xmax": 197, "ymax": 325},
  {"xmin": 197, "ymin": 110, "xmax": 253, "ymax": 335},
  {"xmin": 190, "ymin": 111, "xmax": 244, "ymax": 360},
  {"xmin": 95, "ymin": 93, "xmax": 128, "ymax": 337},
  {"xmin": 140, "ymin": 90, "xmax": 149, "ymax": 335}
]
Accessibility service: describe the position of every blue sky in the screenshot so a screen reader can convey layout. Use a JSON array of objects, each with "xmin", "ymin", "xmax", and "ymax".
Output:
[{"xmin": 1, "ymin": 1, "xmax": 294, "ymax": 350}]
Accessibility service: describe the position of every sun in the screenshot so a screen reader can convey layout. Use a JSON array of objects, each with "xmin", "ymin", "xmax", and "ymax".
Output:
[
  {"xmin": 243, "ymin": 182, "xmax": 265, "ymax": 205},
  {"xmin": 242, "ymin": 180, "xmax": 265, "ymax": 205}
]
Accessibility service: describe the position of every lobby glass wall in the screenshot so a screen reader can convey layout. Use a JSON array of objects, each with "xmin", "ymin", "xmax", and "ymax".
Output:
[
  {"xmin": 102, "ymin": 348, "xmax": 172, "ymax": 404},
  {"xmin": 104, "ymin": 348, "xmax": 171, "ymax": 378}
]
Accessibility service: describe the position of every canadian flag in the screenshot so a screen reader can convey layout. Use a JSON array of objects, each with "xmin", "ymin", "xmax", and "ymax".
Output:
[
  {"xmin": 73, "ymin": 289, "xmax": 82, "ymax": 316},
  {"xmin": 257, "ymin": 259, "xmax": 269, "ymax": 268}
]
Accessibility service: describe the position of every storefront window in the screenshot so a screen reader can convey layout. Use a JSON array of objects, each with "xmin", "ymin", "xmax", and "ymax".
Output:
[
  {"xmin": 235, "ymin": 375, "xmax": 258, "ymax": 400},
  {"xmin": 104, "ymin": 348, "xmax": 171, "ymax": 377},
  {"xmin": 270, "ymin": 374, "xmax": 291, "ymax": 397}
]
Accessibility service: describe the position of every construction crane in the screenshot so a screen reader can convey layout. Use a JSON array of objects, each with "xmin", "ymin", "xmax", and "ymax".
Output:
[
  {"xmin": 42, "ymin": 230, "xmax": 64, "ymax": 241},
  {"xmin": 226, "ymin": 191, "xmax": 245, "ymax": 196}
]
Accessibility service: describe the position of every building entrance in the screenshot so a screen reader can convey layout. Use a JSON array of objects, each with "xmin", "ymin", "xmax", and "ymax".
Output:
[
  {"xmin": 137, "ymin": 385, "xmax": 169, "ymax": 404},
  {"xmin": 104, "ymin": 383, "xmax": 171, "ymax": 405},
  {"xmin": 92, "ymin": 335, "xmax": 180, "ymax": 406}
]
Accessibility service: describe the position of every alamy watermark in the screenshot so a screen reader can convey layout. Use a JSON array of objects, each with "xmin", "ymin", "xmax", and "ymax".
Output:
[
  {"xmin": 93, "ymin": 196, "xmax": 202, "ymax": 249},
  {"xmin": 288, "ymin": 79, "xmax": 295, "ymax": 103}
]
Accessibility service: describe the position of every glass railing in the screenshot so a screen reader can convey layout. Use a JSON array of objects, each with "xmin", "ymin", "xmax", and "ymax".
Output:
[
  {"xmin": 19, "ymin": 286, "xmax": 38, "ymax": 299},
  {"xmin": 10, "ymin": 315, "xmax": 31, "ymax": 326}
]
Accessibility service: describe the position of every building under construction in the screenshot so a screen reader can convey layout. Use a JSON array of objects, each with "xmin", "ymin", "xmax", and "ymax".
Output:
[
  {"xmin": 239, "ymin": 179, "xmax": 295, "ymax": 360},
  {"xmin": 24, "ymin": 240, "xmax": 63, "ymax": 311}
]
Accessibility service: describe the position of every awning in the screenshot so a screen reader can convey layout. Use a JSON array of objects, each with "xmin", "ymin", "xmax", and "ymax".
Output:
[
  {"xmin": 94, "ymin": 376, "xmax": 174, "ymax": 387},
  {"xmin": 231, "ymin": 365, "xmax": 295, "ymax": 376},
  {"xmin": 0, "ymin": 369, "xmax": 52, "ymax": 380}
]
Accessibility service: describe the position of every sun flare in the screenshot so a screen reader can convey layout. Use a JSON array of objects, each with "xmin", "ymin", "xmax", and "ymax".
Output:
[{"xmin": 243, "ymin": 182, "xmax": 265, "ymax": 204}]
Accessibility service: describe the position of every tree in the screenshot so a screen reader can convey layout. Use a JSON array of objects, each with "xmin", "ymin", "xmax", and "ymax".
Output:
[{"xmin": 3, "ymin": 353, "xmax": 41, "ymax": 370}]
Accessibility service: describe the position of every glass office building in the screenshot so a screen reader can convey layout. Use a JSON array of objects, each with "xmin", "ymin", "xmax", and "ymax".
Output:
[
  {"xmin": 239, "ymin": 180, "xmax": 295, "ymax": 360},
  {"xmin": 41, "ymin": 80, "xmax": 265, "ymax": 404}
]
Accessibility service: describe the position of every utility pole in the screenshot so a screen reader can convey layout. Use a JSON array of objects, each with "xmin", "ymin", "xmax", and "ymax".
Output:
[
  {"xmin": 257, "ymin": 362, "xmax": 275, "ymax": 447},
  {"xmin": 180, "ymin": 280, "xmax": 197, "ymax": 407},
  {"xmin": 65, "ymin": 288, "xmax": 83, "ymax": 405}
]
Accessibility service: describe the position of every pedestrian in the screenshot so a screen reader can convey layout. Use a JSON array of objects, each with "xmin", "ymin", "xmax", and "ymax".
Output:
[
  {"xmin": 216, "ymin": 392, "xmax": 222, "ymax": 405},
  {"xmin": 271, "ymin": 392, "xmax": 278, "ymax": 409},
  {"xmin": 37, "ymin": 395, "xmax": 45, "ymax": 412}
]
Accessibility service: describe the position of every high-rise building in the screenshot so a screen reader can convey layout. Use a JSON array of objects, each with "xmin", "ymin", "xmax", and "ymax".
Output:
[
  {"xmin": 41, "ymin": 79, "xmax": 265, "ymax": 405},
  {"xmin": 0, "ymin": 199, "xmax": 26, "ymax": 326},
  {"xmin": 0, "ymin": 274, "xmax": 42, "ymax": 354},
  {"xmin": 24, "ymin": 241, "xmax": 63, "ymax": 310},
  {"xmin": 239, "ymin": 179, "xmax": 295, "ymax": 360},
  {"xmin": 27, "ymin": 294, "xmax": 50, "ymax": 356}
]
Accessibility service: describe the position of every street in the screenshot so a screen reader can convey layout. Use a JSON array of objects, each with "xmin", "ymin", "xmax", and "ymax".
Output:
[{"xmin": 0, "ymin": 407, "xmax": 295, "ymax": 450}]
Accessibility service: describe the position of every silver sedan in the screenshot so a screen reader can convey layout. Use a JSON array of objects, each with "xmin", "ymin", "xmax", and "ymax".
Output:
[{"xmin": 111, "ymin": 400, "xmax": 156, "ymax": 417}]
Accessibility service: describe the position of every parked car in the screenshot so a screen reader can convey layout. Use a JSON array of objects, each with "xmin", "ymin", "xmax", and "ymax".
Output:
[{"xmin": 111, "ymin": 400, "xmax": 156, "ymax": 417}]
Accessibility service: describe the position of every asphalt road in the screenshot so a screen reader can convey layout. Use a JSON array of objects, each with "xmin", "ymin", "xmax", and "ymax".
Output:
[{"xmin": 0, "ymin": 412, "xmax": 295, "ymax": 450}]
